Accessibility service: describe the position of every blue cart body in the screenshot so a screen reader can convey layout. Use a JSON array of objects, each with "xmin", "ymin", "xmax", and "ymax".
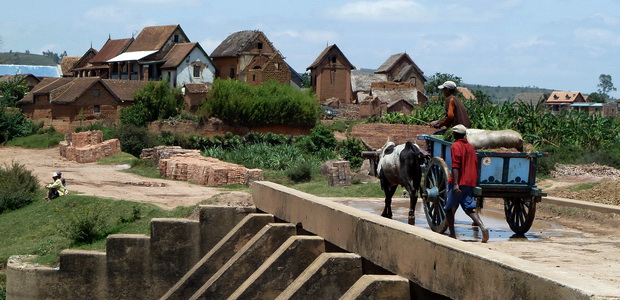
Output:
[{"xmin": 420, "ymin": 135, "xmax": 547, "ymax": 201}]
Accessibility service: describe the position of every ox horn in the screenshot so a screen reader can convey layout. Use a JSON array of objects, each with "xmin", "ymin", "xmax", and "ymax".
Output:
[{"xmin": 360, "ymin": 138, "xmax": 374, "ymax": 151}]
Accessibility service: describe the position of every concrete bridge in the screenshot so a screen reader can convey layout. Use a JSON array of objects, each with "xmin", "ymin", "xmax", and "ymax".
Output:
[{"xmin": 7, "ymin": 181, "xmax": 620, "ymax": 299}]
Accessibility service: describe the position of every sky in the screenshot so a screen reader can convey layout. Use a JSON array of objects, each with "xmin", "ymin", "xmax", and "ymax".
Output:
[{"xmin": 1, "ymin": 0, "xmax": 619, "ymax": 98}]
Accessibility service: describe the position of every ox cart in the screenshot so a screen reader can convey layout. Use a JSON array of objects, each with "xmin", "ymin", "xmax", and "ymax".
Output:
[{"xmin": 419, "ymin": 135, "xmax": 547, "ymax": 234}]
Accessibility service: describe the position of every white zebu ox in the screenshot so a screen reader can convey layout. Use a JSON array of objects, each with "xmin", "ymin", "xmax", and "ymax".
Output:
[{"xmin": 376, "ymin": 141, "xmax": 429, "ymax": 225}]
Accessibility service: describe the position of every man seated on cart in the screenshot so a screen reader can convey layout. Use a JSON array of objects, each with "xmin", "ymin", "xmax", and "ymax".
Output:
[
  {"xmin": 429, "ymin": 81, "xmax": 471, "ymax": 133},
  {"xmin": 444, "ymin": 124, "xmax": 489, "ymax": 243}
]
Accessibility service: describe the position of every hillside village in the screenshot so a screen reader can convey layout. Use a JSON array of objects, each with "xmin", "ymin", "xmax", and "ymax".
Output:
[{"xmin": 1, "ymin": 23, "xmax": 618, "ymax": 132}]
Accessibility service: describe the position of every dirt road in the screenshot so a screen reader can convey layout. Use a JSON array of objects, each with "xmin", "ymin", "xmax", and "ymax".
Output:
[{"xmin": 0, "ymin": 146, "xmax": 250, "ymax": 209}]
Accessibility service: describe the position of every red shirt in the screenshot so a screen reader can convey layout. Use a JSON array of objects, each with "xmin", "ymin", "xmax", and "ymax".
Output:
[{"xmin": 449, "ymin": 138, "xmax": 478, "ymax": 187}]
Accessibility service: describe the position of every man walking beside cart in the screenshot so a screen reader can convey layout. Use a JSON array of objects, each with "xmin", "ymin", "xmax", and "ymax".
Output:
[{"xmin": 444, "ymin": 124, "xmax": 489, "ymax": 243}]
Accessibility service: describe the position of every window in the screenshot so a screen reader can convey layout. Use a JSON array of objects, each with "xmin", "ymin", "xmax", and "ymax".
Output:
[
  {"xmin": 93, "ymin": 105, "xmax": 100, "ymax": 113},
  {"xmin": 230, "ymin": 67, "xmax": 236, "ymax": 79},
  {"xmin": 93, "ymin": 89, "xmax": 100, "ymax": 97},
  {"xmin": 331, "ymin": 56, "xmax": 337, "ymax": 64},
  {"xmin": 258, "ymin": 42, "xmax": 263, "ymax": 49},
  {"xmin": 274, "ymin": 63, "xmax": 279, "ymax": 70},
  {"xmin": 193, "ymin": 65, "xmax": 201, "ymax": 77},
  {"xmin": 253, "ymin": 74, "xmax": 256, "ymax": 81},
  {"xmin": 173, "ymin": 34, "xmax": 180, "ymax": 43}
]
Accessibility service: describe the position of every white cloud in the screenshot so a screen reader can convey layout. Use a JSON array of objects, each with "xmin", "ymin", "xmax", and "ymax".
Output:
[
  {"xmin": 330, "ymin": 0, "xmax": 432, "ymax": 22},
  {"xmin": 510, "ymin": 37, "xmax": 554, "ymax": 50},
  {"xmin": 83, "ymin": 6, "xmax": 129, "ymax": 23}
]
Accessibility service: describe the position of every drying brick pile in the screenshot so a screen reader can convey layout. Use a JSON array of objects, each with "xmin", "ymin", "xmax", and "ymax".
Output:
[
  {"xmin": 327, "ymin": 160, "xmax": 352, "ymax": 187},
  {"xmin": 159, "ymin": 152, "xmax": 264, "ymax": 186},
  {"xmin": 140, "ymin": 146, "xmax": 200, "ymax": 165},
  {"xmin": 59, "ymin": 130, "xmax": 121, "ymax": 163}
]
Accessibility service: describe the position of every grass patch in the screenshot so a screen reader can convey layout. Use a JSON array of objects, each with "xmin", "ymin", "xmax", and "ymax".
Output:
[
  {"xmin": 97, "ymin": 152, "xmax": 139, "ymax": 165},
  {"xmin": 122, "ymin": 159, "xmax": 161, "ymax": 178},
  {"xmin": 566, "ymin": 182, "xmax": 599, "ymax": 192},
  {"xmin": 0, "ymin": 191, "xmax": 193, "ymax": 269},
  {"xmin": 5, "ymin": 131, "xmax": 64, "ymax": 148}
]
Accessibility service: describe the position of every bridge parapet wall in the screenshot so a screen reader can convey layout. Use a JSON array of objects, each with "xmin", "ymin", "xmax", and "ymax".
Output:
[{"xmin": 252, "ymin": 181, "xmax": 619, "ymax": 299}]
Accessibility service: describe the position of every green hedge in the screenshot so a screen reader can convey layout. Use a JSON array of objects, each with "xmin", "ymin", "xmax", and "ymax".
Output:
[{"xmin": 205, "ymin": 79, "xmax": 319, "ymax": 127}]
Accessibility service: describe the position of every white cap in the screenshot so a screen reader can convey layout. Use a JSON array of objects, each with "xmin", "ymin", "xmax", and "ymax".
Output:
[
  {"xmin": 452, "ymin": 124, "xmax": 467, "ymax": 134},
  {"xmin": 438, "ymin": 81, "xmax": 457, "ymax": 90}
]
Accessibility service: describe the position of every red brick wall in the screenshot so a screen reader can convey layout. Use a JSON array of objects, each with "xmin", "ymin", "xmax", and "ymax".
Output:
[
  {"xmin": 349, "ymin": 123, "xmax": 436, "ymax": 150},
  {"xmin": 213, "ymin": 57, "xmax": 238, "ymax": 79}
]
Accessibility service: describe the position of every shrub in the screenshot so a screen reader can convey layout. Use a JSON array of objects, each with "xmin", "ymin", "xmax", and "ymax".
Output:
[
  {"xmin": 206, "ymin": 79, "xmax": 319, "ymax": 127},
  {"xmin": 120, "ymin": 80, "xmax": 183, "ymax": 127},
  {"xmin": 0, "ymin": 106, "xmax": 37, "ymax": 144},
  {"xmin": 309, "ymin": 125, "xmax": 337, "ymax": 151},
  {"xmin": 286, "ymin": 161, "xmax": 313, "ymax": 183},
  {"xmin": 0, "ymin": 162, "xmax": 39, "ymax": 214},
  {"xmin": 60, "ymin": 208, "xmax": 112, "ymax": 245},
  {"xmin": 116, "ymin": 125, "xmax": 162, "ymax": 157},
  {"xmin": 337, "ymin": 136, "xmax": 365, "ymax": 169}
]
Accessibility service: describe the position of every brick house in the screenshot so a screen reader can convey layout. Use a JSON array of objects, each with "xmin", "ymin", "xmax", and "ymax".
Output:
[
  {"xmin": 0, "ymin": 74, "xmax": 41, "ymax": 91},
  {"xmin": 72, "ymin": 37, "xmax": 134, "ymax": 78},
  {"xmin": 66, "ymin": 48, "xmax": 98, "ymax": 77},
  {"xmin": 160, "ymin": 42, "xmax": 216, "ymax": 88},
  {"xmin": 18, "ymin": 77, "xmax": 148, "ymax": 124},
  {"xmin": 545, "ymin": 91, "xmax": 587, "ymax": 114},
  {"xmin": 183, "ymin": 82, "xmax": 210, "ymax": 112},
  {"xmin": 374, "ymin": 53, "xmax": 426, "ymax": 94},
  {"xmin": 307, "ymin": 44, "xmax": 355, "ymax": 103},
  {"xmin": 210, "ymin": 30, "xmax": 298, "ymax": 87},
  {"xmin": 72, "ymin": 25, "xmax": 215, "ymax": 89}
]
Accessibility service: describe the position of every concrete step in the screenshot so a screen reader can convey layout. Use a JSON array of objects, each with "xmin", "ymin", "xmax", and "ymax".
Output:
[
  {"xmin": 341, "ymin": 274, "xmax": 411, "ymax": 300},
  {"xmin": 228, "ymin": 235, "xmax": 327, "ymax": 300},
  {"xmin": 276, "ymin": 252, "xmax": 363, "ymax": 299},
  {"xmin": 189, "ymin": 223, "xmax": 297, "ymax": 300},
  {"xmin": 161, "ymin": 213, "xmax": 275, "ymax": 300}
]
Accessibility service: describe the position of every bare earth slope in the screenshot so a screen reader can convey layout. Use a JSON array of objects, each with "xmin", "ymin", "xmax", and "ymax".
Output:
[{"xmin": 0, "ymin": 146, "xmax": 250, "ymax": 209}]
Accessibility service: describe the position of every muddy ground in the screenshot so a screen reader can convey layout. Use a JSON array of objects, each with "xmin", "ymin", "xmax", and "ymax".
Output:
[{"xmin": 2, "ymin": 146, "xmax": 620, "ymax": 291}]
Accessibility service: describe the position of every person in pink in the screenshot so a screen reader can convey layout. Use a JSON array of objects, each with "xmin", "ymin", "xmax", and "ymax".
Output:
[{"xmin": 444, "ymin": 124, "xmax": 489, "ymax": 242}]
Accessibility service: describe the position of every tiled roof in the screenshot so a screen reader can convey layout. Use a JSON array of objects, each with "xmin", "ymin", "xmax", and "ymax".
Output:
[
  {"xmin": 18, "ymin": 77, "xmax": 74, "ymax": 103},
  {"xmin": 351, "ymin": 73, "xmax": 388, "ymax": 93},
  {"xmin": 60, "ymin": 56, "xmax": 80, "ymax": 76},
  {"xmin": 211, "ymin": 30, "xmax": 260, "ymax": 57},
  {"xmin": 161, "ymin": 43, "xmax": 197, "ymax": 69},
  {"xmin": 375, "ymin": 53, "xmax": 424, "ymax": 79},
  {"xmin": 513, "ymin": 93, "xmax": 547, "ymax": 105},
  {"xmin": 50, "ymin": 78, "xmax": 100, "ymax": 103},
  {"xmin": 184, "ymin": 82, "xmax": 210, "ymax": 94},
  {"xmin": 126, "ymin": 25, "xmax": 183, "ymax": 52},
  {"xmin": 456, "ymin": 87, "xmax": 475, "ymax": 100},
  {"xmin": 90, "ymin": 38, "xmax": 134, "ymax": 64},
  {"xmin": 19, "ymin": 78, "xmax": 150, "ymax": 104},
  {"xmin": 101, "ymin": 79, "xmax": 150, "ymax": 101},
  {"xmin": 307, "ymin": 44, "xmax": 354, "ymax": 70},
  {"xmin": 546, "ymin": 91, "xmax": 584, "ymax": 103}
]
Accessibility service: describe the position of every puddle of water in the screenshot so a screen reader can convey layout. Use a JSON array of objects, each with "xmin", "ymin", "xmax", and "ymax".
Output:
[{"xmin": 330, "ymin": 197, "xmax": 578, "ymax": 242}]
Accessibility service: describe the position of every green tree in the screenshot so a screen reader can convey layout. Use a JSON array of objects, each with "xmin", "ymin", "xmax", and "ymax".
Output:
[
  {"xmin": 472, "ymin": 90, "xmax": 492, "ymax": 105},
  {"xmin": 587, "ymin": 92, "xmax": 607, "ymax": 103},
  {"xmin": 0, "ymin": 75, "xmax": 29, "ymax": 107},
  {"xmin": 120, "ymin": 80, "xmax": 183, "ymax": 127},
  {"xmin": 301, "ymin": 72, "xmax": 311, "ymax": 88},
  {"xmin": 597, "ymin": 74, "xmax": 616, "ymax": 97},
  {"xmin": 424, "ymin": 73, "xmax": 462, "ymax": 97}
]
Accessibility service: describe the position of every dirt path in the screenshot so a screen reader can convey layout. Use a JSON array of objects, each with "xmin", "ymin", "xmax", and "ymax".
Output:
[{"xmin": 0, "ymin": 146, "xmax": 251, "ymax": 209}]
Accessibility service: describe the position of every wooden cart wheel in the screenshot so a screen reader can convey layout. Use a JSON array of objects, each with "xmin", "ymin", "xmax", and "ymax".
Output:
[
  {"xmin": 423, "ymin": 157, "xmax": 450, "ymax": 233},
  {"xmin": 504, "ymin": 197, "xmax": 537, "ymax": 234}
]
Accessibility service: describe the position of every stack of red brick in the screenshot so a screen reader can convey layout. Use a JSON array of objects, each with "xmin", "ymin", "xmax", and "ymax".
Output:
[
  {"xmin": 59, "ymin": 130, "xmax": 121, "ymax": 163},
  {"xmin": 326, "ymin": 160, "xmax": 352, "ymax": 187},
  {"xmin": 159, "ymin": 152, "xmax": 264, "ymax": 186}
]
